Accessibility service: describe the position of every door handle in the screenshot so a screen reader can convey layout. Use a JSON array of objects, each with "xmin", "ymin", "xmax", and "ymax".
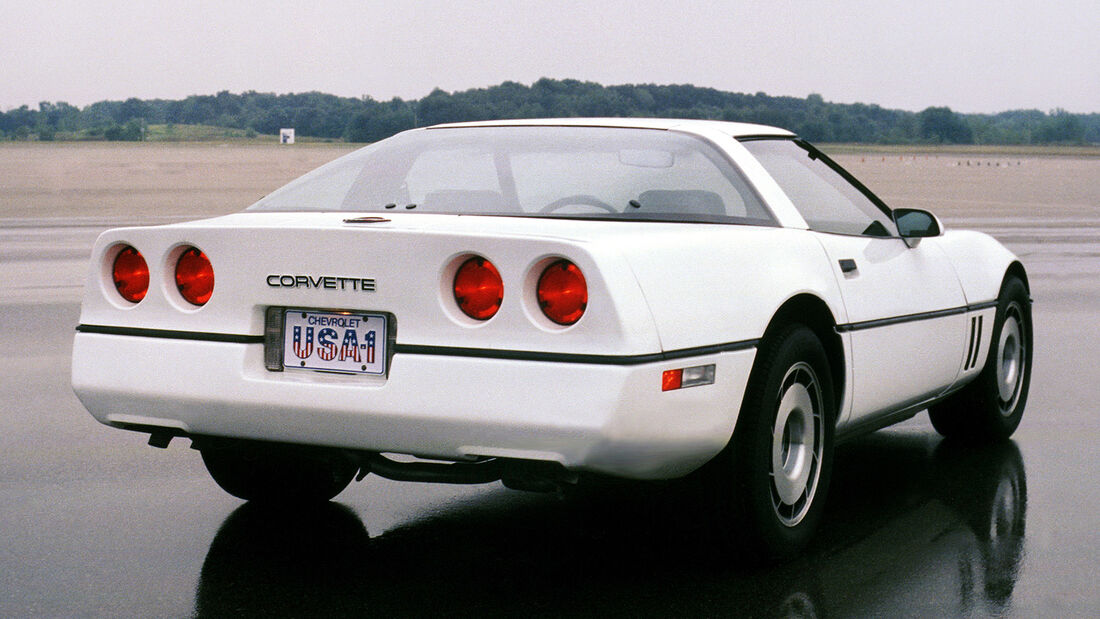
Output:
[{"xmin": 839, "ymin": 259, "xmax": 858, "ymax": 273}]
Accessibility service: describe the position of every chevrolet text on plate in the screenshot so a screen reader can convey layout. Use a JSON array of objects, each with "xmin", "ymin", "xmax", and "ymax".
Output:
[{"xmin": 71, "ymin": 118, "xmax": 1032, "ymax": 561}]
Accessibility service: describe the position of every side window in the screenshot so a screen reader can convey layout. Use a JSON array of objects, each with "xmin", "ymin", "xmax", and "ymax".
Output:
[{"xmin": 742, "ymin": 139, "xmax": 894, "ymax": 236}]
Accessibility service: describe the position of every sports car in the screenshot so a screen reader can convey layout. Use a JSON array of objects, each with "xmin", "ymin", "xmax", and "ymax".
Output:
[{"xmin": 71, "ymin": 118, "xmax": 1032, "ymax": 559}]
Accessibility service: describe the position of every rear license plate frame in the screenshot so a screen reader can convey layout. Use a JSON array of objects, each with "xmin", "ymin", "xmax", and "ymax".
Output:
[{"xmin": 264, "ymin": 307, "xmax": 394, "ymax": 376}]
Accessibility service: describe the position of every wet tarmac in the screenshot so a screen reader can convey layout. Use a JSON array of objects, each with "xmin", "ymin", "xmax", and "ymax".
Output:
[{"xmin": 2, "ymin": 213, "xmax": 1099, "ymax": 617}]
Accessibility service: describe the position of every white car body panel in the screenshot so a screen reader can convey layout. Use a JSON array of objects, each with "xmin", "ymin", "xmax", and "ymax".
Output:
[
  {"xmin": 616, "ymin": 226, "xmax": 844, "ymax": 350},
  {"xmin": 71, "ymin": 118, "xmax": 1025, "ymax": 482},
  {"xmin": 79, "ymin": 213, "xmax": 669, "ymax": 355},
  {"xmin": 936, "ymin": 229, "xmax": 1021, "ymax": 304},
  {"xmin": 813, "ymin": 233, "xmax": 968, "ymax": 421},
  {"xmin": 72, "ymin": 333, "xmax": 756, "ymax": 479}
]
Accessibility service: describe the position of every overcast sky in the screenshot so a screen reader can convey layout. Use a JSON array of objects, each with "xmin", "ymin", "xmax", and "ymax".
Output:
[{"xmin": 3, "ymin": 0, "xmax": 1097, "ymax": 114}]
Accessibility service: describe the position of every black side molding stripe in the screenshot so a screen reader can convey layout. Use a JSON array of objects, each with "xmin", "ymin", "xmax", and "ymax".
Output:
[
  {"xmin": 968, "ymin": 300, "xmax": 999, "ymax": 311},
  {"xmin": 394, "ymin": 340, "xmax": 759, "ymax": 366},
  {"xmin": 76, "ymin": 324, "xmax": 264, "ymax": 344},
  {"xmin": 836, "ymin": 300, "xmax": 998, "ymax": 334},
  {"xmin": 837, "ymin": 307, "xmax": 966, "ymax": 333},
  {"xmin": 77, "ymin": 323, "xmax": 758, "ymax": 366}
]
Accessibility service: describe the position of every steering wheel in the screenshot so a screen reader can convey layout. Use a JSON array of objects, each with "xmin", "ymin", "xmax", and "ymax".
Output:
[{"xmin": 539, "ymin": 194, "xmax": 618, "ymax": 214}]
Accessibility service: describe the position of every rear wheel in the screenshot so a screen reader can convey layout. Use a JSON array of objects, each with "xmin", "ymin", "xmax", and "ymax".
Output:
[
  {"xmin": 199, "ymin": 440, "xmax": 358, "ymax": 503},
  {"xmin": 929, "ymin": 276, "xmax": 1032, "ymax": 441},
  {"xmin": 713, "ymin": 324, "xmax": 835, "ymax": 561}
]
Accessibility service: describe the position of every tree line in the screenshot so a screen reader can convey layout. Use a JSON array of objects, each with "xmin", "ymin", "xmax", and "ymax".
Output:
[{"xmin": 2, "ymin": 78, "xmax": 1096, "ymax": 145}]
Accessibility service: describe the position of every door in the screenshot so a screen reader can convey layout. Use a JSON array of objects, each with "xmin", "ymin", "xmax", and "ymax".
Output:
[
  {"xmin": 815, "ymin": 233, "xmax": 967, "ymax": 421},
  {"xmin": 741, "ymin": 139, "xmax": 968, "ymax": 424}
]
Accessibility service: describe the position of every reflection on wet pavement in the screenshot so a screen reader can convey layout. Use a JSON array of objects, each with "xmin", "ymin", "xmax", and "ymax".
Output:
[{"xmin": 193, "ymin": 436, "xmax": 1026, "ymax": 617}]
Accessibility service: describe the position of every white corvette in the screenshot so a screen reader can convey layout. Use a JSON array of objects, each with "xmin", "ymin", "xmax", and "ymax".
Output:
[{"xmin": 71, "ymin": 118, "xmax": 1032, "ymax": 559}]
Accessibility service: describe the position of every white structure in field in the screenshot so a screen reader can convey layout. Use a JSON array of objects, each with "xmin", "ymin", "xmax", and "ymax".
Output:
[{"xmin": 279, "ymin": 128, "xmax": 295, "ymax": 144}]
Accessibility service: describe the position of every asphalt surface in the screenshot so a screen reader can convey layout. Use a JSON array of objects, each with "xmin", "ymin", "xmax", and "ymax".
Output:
[{"xmin": 2, "ymin": 214, "xmax": 1099, "ymax": 617}]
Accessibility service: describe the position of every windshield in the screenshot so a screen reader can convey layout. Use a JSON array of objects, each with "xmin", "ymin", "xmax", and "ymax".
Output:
[{"xmin": 249, "ymin": 126, "xmax": 775, "ymax": 225}]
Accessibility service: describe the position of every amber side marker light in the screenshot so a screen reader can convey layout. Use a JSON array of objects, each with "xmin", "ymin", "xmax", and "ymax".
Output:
[
  {"xmin": 537, "ymin": 259, "xmax": 587, "ymax": 325},
  {"xmin": 453, "ymin": 256, "xmax": 503, "ymax": 320},
  {"xmin": 175, "ymin": 246, "xmax": 214, "ymax": 305},
  {"xmin": 112, "ymin": 245, "xmax": 149, "ymax": 303},
  {"xmin": 662, "ymin": 364, "xmax": 716, "ymax": 392}
]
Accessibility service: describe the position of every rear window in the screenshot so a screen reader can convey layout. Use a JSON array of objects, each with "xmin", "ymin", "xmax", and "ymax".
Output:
[{"xmin": 250, "ymin": 126, "xmax": 776, "ymax": 225}]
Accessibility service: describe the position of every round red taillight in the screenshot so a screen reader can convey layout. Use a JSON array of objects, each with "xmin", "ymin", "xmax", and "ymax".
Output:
[
  {"xmin": 453, "ymin": 256, "xmax": 503, "ymax": 320},
  {"xmin": 537, "ymin": 259, "xmax": 587, "ymax": 325},
  {"xmin": 175, "ymin": 246, "xmax": 214, "ymax": 306},
  {"xmin": 112, "ymin": 245, "xmax": 149, "ymax": 303}
]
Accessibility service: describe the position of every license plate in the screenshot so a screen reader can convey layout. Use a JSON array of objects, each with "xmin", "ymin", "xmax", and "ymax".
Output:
[{"xmin": 282, "ymin": 310, "xmax": 387, "ymax": 374}]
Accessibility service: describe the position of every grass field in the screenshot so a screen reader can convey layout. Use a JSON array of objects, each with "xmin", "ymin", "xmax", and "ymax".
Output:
[
  {"xmin": 1, "ymin": 142, "xmax": 1097, "ymax": 221},
  {"xmin": 45, "ymin": 123, "xmax": 349, "ymax": 144}
]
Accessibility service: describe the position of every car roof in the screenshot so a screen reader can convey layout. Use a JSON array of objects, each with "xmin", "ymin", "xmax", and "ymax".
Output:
[{"xmin": 427, "ymin": 117, "xmax": 795, "ymax": 138}]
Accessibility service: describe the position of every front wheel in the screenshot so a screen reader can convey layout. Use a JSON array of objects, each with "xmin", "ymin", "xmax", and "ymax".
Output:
[
  {"xmin": 712, "ymin": 324, "xmax": 836, "ymax": 561},
  {"xmin": 929, "ymin": 276, "xmax": 1032, "ymax": 441},
  {"xmin": 199, "ymin": 440, "xmax": 358, "ymax": 504}
]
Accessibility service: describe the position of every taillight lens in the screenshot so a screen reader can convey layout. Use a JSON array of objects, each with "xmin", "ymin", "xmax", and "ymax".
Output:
[
  {"xmin": 537, "ymin": 259, "xmax": 587, "ymax": 325},
  {"xmin": 175, "ymin": 246, "xmax": 214, "ymax": 306},
  {"xmin": 453, "ymin": 256, "xmax": 503, "ymax": 320},
  {"xmin": 112, "ymin": 245, "xmax": 149, "ymax": 303}
]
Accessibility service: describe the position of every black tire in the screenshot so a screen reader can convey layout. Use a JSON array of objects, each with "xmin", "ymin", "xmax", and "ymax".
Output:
[
  {"xmin": 712, "ymin": 324, "xmax": 836, "ymax": 562},
  {"xmin": 929, "ymin": 276, "xmax": 1032, "ymax": 441},
  {"xmin": 200, "ymin": 440, "xmax": 358, "ymax": 503}
]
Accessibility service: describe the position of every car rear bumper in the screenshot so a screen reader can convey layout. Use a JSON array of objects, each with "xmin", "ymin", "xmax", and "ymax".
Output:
[{"xmin": 71, "ymin": 332, "xmax": 755, "ymax": 479}]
